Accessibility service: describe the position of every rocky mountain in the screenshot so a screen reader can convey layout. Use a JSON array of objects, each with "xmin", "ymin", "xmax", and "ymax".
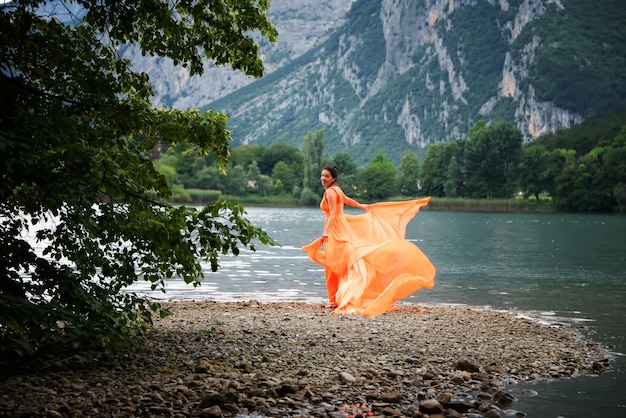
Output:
[
  {"xmin": 190, "ymin": 0, "xmax": 626, "ymax": 165},
  {"xmin": 125, "ymin": 0, "xmax": 355, "ymax": 109}
]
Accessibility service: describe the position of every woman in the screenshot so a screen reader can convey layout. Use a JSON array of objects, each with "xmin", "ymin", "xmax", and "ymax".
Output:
[{"xmin": 302, "ymin": 165, "xmax": 436, "ymax": 317}]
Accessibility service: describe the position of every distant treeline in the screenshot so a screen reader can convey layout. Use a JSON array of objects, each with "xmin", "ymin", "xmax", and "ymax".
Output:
[
  {"xmin": 421, "ymin": 108, "xmax": 626, "ymax": 213},
  {"xmin": 154, "ymin": 108, "xmax": 626, "ymax": 213}
]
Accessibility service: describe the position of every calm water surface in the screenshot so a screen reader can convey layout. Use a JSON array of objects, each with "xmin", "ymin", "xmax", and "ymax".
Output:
[{"xmin": 128, "ymin": 207, "xmax": 626, "ymax": 417}]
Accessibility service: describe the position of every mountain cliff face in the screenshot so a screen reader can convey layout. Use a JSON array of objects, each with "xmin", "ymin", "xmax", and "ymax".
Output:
[
  {"xmin": 192, "ymin": 0, "xmax": 626, "ymax": 164},
  {"xmin": 127, "ymin": 0, "xmax": 354, "ymax": 109}
]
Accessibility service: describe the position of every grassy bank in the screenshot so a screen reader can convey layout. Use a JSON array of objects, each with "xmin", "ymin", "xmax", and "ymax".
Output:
[{"xmin": 427, "ymin": 197, "xmax": 554, "ymax": 212}]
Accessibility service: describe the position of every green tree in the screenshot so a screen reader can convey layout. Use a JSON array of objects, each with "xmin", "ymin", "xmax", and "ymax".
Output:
[
  {"xmin": 219, "ymin": 164, "xmax": 246, "ymax": 196},
  {"xmin": 0, "ymin": 1, "xmax": 277, "ymax": 356},
  {"xmin": 272, "ymin": 161, "xmax": 298, "ymax": 195},
  {"xmin": 196, "ymin": 165, "xmax": 225, "ymax": 191},
  {"xmin": 153, "ymin": 158, "xmax": 191, "ymax": 202},
  {"xmin": 300, "ymin": 129, "xmax": 326, "ymax": 205},
  {"xmin": 420, "ymin": 141, "xmax": 463, "ymax": 197},
  {"xmin": 398, "ymin": 151, "xmax": 421, "ymax": 196},
  {"xmin": 555, "ymin": 147, "xmax": 617, "ymax": 212},
  {"xmin": 465, "ymin": 121, "xmax": 523, "ymax": 198},
  {"xmin": 359, "ymin": 150, "xmax": 398, "ymax": 200},
  {"xmin": 173, "ymin": 148, "xmax": 202, "ymax": 188},
  {"xmin": 332, "ymin": 151, "xmax": 359, "ymax": 195},
  {"xmin": 552, "ymin": 149, "xmax": 579, "ymax": 210},
  {"xmin": 258, "ymin": 141, "xmax": 303, "ymax": 176},
  {"xmin": 541, "ymin": 148, "xmax": 571, "ymax": 197},
  {"xmin": 443, "ymin": 156, "xmax": 460, "ymax": 198},
  {"xmin": 518, "ymin": 145, "xmax": 549, "ymax": 200},
  {"xmin": 332, "ymin": 151, "xmax": 358, "ymax": 177},
  {"xmin": 468, "ymin": 120, "xmax": 487, "ymax": 141},
  {"xmin": 231, "ymin": 144, "xmax": 268, "ymax": 171},
  {"xmin": 607, "ymin": 127, "xmax": 626, "ymax": 212}
]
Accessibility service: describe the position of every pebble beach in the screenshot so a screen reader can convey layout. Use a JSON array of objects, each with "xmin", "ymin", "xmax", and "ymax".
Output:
[{"xmin": 0, "ymin": 301, "xmax": 613, "ymax": 417}]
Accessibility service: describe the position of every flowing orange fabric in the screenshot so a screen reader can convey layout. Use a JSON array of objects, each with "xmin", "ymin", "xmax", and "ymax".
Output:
[{"xmin": 302, "ymin": 191, "xmax": 436, "ymax": 317}]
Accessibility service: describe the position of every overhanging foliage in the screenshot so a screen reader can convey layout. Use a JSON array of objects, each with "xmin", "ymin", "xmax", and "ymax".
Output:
[{"xmin": 0, "ymin": 0, "xmax": 278, "ymax": 357}]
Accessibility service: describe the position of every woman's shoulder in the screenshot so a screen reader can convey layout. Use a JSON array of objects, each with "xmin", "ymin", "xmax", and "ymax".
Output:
[
  {"xmin": 325, "ymin": 186, "xmax": 344, "ymax": 200},
  {"xmin": 326, "ymin": 185, "xmax": 343, "ymax": 195}
]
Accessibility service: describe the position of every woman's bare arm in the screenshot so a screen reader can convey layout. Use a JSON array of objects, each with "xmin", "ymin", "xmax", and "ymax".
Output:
[{"xmin": 337, "ymin": 187, "xmax": 368, "ymax": 210}]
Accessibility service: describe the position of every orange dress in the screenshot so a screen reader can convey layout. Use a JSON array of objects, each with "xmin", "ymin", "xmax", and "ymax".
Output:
[{"xmin": 302, "ymin": 188, "xmax": 436, "ymax": 317}]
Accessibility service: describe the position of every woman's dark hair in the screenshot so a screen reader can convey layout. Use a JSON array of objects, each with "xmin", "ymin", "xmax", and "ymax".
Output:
[{"xmin": 322, "ymin": 165, "xmax": 339, "ymax": 180}]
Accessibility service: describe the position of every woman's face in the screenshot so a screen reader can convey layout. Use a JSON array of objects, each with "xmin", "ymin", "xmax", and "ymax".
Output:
[{"xmin": 320, "ymin": 169, "xmax": 335, "ymax": 188}]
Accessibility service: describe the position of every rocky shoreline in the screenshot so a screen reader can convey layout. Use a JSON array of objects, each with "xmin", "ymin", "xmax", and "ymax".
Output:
[{"xmin": 0, "ymin": 301, "xmax": 612, "ymax": 417}]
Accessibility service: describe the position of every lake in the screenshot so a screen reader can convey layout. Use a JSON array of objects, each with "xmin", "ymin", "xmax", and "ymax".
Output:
[{"xmin": 128, "ymin": 206, "xmax": 626, "ymax": 417}]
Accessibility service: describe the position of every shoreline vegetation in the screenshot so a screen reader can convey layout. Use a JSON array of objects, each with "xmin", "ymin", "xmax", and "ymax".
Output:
[
  {"xmin": 0, "ymin": 301, "xmax": 612, "ymax": 418},
  {"xmin": 177, "ymin": 192, "xmax": 556, "ymax": 213}
]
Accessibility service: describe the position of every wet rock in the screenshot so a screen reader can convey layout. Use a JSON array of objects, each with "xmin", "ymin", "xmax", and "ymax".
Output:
[
  {"xmin": 592, "ymin": 360, "xmax": 606, "ymax": 374},
  {"xmin": 483, "ymin": 408, "xmax": 503, "ymax": 417},
  {"xmin": 493, "ymin": 390, "xmax": 517, "ymax": 408},
  {"xmin": 503, "ymin": 409, "xmax": 527, "ymax": 417},
  {"xmin": 520, "ymin": 389, "xmax": 538, "ymax": 397},
  {"xmin": 477, "ymin": 392, "xmax": 492, "ymax": 400}
]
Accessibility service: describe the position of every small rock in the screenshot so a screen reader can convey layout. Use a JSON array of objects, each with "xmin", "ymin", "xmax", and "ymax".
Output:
[
  {"xmin": 477, "ymin": 391, "xmax": 492, "ymax": 400},
  {"xmin": 436, "ymin": 391, "xmax": 452, "ymax": 403},
  {"xmin": 493, "ymin": 390, "xmax": 516, "ymax": 408},
  {"xmin": 454, "ymin": 360, "xmax": 480, "ymax": 373},
  {"xmin": 405, "ymin": 404, "xmax": 421, "ymax": 416},
  {"xmin": 422, "ymin": 371, "xmax": 436, "ymax": 380},
  {"xmin": 200, "ymin": 405, "xmax": 222, "ymax": 417},
  {"xmin": 382, "ymin": 405, "xmax": 403, "ymax": 416},
  {"xmin": 471, "ymin": 371, "xmax": 490, "ymax": 382},
  {"xmin": 339, "ymin": 371, "xmax": 357, "ymax": 383},
  {"xmin": 444, "ymin": 408, "xmax": 465, "ymax": 418},
  {"xmin": 419, "ymin": 399, "xmax": 445, "ymax": 414},
  {"xmin": 276, "ymin": 382, "xmax": 298, "ymax": 396},
  {"xmin": 520, "ymin": 389, "xmax": 538, "ymax": 397},
  {"xmin": 441, "ymin": 400, "xmax": 474, "ymax": 413},
  {"xmin": 381, "ymin": 392, "xmax": 403, "ymax": 403},
  {"xmin": 503, "ymin": 409, "xmax": 527, "ymax": 417},
  {"xmin": 247, "ymin": 388, "xmax": 266, "ymax": 398},
  {"xmin": 199, "ymin": 392, "xmax": 223, "ymax": 408},
  {"xmin": 592, "ymin": 361, "xmax": 606, "ymax": 374},
  {"xmin": 483, "ymin": 408, "xmax": 503, "ymax": 418}
]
